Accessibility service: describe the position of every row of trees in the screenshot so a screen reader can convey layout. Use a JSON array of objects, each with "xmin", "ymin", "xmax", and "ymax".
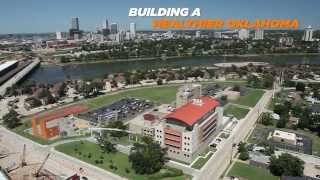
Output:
[
  {"xmin": 247, "ymin": 74, "xmax": 274, "ymax": 89},
  {"xmin": 238, "ymin": 141, "xmax": 304, "ymax": 177},
  {"xmin": 3, "ymin": 110, "xmax": 21, "ymax": 129}
]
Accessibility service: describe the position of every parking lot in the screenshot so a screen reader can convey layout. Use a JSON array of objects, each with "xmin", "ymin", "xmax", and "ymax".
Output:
[
  {"xmin": 249, "ymin": 126, "xmax": 312, "ymax": 154},
  {"xmin": 79, "ymin": 97, "xmax": 154, "ymax": 125}
]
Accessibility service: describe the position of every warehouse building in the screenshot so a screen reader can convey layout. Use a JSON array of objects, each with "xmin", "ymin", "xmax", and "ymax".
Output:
[{"xmin": 32, "ymin": 105, "xmax": 88, "ymax": 140}]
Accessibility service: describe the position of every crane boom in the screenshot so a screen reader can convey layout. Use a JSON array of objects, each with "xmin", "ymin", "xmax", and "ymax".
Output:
[{"xmin": 34, "ymin": 153, "xmax": 50, "ymax": 177}]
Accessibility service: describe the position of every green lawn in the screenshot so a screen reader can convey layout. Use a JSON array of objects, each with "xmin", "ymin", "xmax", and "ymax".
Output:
[
  {"xmin": 55, "ymin": 140, "xmax": 190, "ymax": 180},
  {"xmin": 228, "ymin": 162, "xmax": 278, "ymax": 180},
  {"xmin": 235, "ymin": 89, "xmax": 265, "ymax": 107},
  {"xmin": 84, "ymin": 85, "xmax": 179, "ymax": 109},
  {"xmin": 191, "ymin": 152, "xmax": 213, "ymax": 169},
  {"xmin": 84, "ymin": 81, "xmax": 249, "ymax": 109},
  {"xmin": 224, "ymin": 105, "xmax": 250, "ymax": 119}
]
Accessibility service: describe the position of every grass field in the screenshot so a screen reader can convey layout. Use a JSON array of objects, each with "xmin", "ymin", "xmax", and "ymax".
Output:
[
  {"xmin": 83, "ymin": 81, "xmax": 249, "ymax": 109},
  {"xmin": 228, "ymin": 162, "xmax": 278, "ymax": 180},
  {"xmin": 191, "ymin": 152, "xmax": 213, "ymax": 169},
  {"xmin": 55, "ymin": 140, "xmax": 191, "ymax": 180},
  {"xmin": 235, "ymin": 89, "xmax": 265, "ymax": 107},
  {"xmin": 224, "ymin": 105, "xmax": 250, "ymax": 119},
  {"xmin": 84, "ymin": 85, "xmax": 180, "ymax": 109}
]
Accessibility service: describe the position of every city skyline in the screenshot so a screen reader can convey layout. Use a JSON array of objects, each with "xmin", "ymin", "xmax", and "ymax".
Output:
[{"xmin": 1, "ymin": 0, "xmax": 320, "ymax": 34}]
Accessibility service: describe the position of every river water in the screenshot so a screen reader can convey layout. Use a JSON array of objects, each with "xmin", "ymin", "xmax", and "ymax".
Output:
[{"xmin": 25, "ymin": 55, "xmax": 320, "ymax": 84}]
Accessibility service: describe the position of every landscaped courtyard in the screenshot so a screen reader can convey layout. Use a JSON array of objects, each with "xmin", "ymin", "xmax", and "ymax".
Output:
[{"xmin": 55, "ymin": 140, "xmax": 191, "ymax": 180}]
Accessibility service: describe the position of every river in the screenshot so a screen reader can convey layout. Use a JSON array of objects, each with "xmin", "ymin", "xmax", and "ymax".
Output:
[{"xmin": 25, "ymin": 55, "xmax": 320, "ymax": 84}]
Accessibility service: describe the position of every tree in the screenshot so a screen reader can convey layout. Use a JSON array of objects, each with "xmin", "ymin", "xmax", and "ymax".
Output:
[
  {"xmin": 262, "ymin": 74, "xmax": 274, "ymax": 89},
  {"xmin": 296, "ymin": 82, "xmax": 306, "ymax": 92},
  {"xmin": 276, "ymin": 117, "xmax": 287, "ymax": 128},
  {"xmin": 96, "ymin": 136, "xmax": 117, "ymax": 153},
  {"xmin": 129, "ymin": 137, "xmax": 168, "ymax": 174},
  {"xmin": 239, "ymin": 150, "xmax": 250, "ymax": 161},
  {"xmin": 237, "ymin": 142, "xmax": 247, "ymax": 152},
  {"xmin": 106, "ymin": 121, "xmax": 128, "ymax": 138},
  {"xmin": 3, "ymin": 110, "xmax": 21, "ymax": 129},
  {"xmin": 269, "ymin": 153, "xmax": 304, "ymax": 176},
  {"xmin": 237, "ymin": 142, "xmax": 249, "ymax": 161},
  {"xmin": 261, "ymin": 113, "xmax": 274, "ymax": 126},
  {"xmin": 157, "ymin": 78, "xmax": 163, "ymax": 85}
]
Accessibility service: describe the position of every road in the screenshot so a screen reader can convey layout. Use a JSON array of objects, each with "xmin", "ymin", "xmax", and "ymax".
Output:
[
  {"xmin": 196, "ymin": 89, "xmax": 274, "ymax": 180},
  {"xmin": 0, "ymin": 58, "xmax": 40, "ymax": 96},
  {"xmin": 0, "ymin": 126, "xmax": 126, "ymax": 180}
]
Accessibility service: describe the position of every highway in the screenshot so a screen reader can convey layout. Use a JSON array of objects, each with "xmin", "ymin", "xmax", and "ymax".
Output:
[
  {"xmin": 0, "ymin": 126, "xmax": 126, "ymax": 180},
  {"xmin": 196, "ymin": 89, "xmax": 274, "ymax": 180}
]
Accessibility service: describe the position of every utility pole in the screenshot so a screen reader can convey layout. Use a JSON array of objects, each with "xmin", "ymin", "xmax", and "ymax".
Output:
[{"xmin": 20, "ymin": 144, "xmax": 27, "ymax": 167}]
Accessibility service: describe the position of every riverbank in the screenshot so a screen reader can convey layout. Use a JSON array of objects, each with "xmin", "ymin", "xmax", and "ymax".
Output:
[
  {"xmin": 26, "ymin": 54, "xmax": 320, "ymax": 84},
  {"xmin": 42, "ymin": 53, "xmax": 320, "ymax": 66}
]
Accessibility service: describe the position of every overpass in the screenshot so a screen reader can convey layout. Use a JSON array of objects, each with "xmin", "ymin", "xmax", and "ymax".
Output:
[{"xmin": 0, "ymin": 58, "xmax": 40, "ymax": 96}]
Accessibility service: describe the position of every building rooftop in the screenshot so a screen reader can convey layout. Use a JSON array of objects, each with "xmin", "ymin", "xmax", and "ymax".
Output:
[
  {"xmin": 33, "ymin": 105, "xmax": 89, "ymax": 122},
  {"xmin": 0, "ymin": 60, "xmax": 17, "ymax": 72},
  {"xmin": 165, "ymin": 96, "xmax": 219, "ymax": 126},
  {"xmin": 272, "ymin": 130, "xmax": 297, "ymax": 141}
]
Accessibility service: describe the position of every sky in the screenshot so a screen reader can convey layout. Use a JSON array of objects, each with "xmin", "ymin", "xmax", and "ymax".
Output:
[{"xmin": 1, "ymin": 0, "xmax": 320, "ymax": 34}]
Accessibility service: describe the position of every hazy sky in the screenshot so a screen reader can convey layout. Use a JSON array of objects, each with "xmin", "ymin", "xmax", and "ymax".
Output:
[{"xmin": 1, "ymin": 0, "xmax": 319, "ymax": 34}]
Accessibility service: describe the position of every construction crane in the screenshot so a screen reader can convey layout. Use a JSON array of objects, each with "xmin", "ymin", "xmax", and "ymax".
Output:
[
  {"xmin": 20, "ymin": 144, "xmax": 27, "ymax": 167},
  {"xmin": 33, "ymin": 153, "xmax": 50, "ymax": 178}
]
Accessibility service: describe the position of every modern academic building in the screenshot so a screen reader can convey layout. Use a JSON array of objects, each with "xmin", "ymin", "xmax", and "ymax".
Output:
[
  {"xmin": 32, "ymin": 105, "xmax": 88, "ymax": 140},
  {"xmin": 129, "ymin": 95, "xmax": 223, "ymax": 163}
]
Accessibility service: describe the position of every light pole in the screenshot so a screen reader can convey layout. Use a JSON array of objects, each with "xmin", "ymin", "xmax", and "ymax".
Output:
[{"xmin": 230, "ymin": 136, "xmax": 236, "ymax": 164}]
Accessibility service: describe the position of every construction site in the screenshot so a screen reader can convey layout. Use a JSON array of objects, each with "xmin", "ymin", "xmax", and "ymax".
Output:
[{"xmin": 0, "ymin": 143, "xmax": 82, "ymax": 180}]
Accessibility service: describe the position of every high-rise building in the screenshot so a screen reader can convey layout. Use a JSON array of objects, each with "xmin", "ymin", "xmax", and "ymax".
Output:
[
  {"xmin": 56, "ymin": 32, "xmax": 63, "ymax": 40},
  {"xmin": 71, "ymin": 17, "xmax": 79, "ymax": 30},
  {"xmin": 101, "ymin": 19, "xmax": 110, "ymax": 37},
  {"xmin": 214, "ymin": 32, "xmax": 222, "ymax": 39},
  {"xmin": 129, "ymin": 22, "xmax": 136, "ymax": 39},
  {"xmin": 254, "ymin": 29, "xmax": 264, "ymax": 40},
  {"xmin": 238, "ymin": 29, "xmax": 249, "ymax": 40},
  {"xmin": 110, "ymin": 23, "xmax": 118, "ymax": 34},
  {"xmin": 195, "ymin": 31, "xmax": 201, "ymax": 38},
  {"xmin": 103, "ymin": 19, "xmax": 109, "ymax": 29},
  {"xmin": 302, "ymin": 25, "xmax": 313, "ymax": 42},
  {"xmin": 115, "ymin": 30, "xmax": 125, "ymax": 42},
  {"xmin": 69, "ymin": 17, "xmax": 81, "ymax": 40}
]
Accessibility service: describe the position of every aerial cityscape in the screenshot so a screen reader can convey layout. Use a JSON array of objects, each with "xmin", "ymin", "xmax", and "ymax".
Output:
[{"xmin": 0, "ymin": 1, "xmax": 320, "ymax": 180}]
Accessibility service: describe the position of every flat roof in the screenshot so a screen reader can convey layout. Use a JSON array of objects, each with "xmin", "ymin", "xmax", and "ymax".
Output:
[
  {"xmin": 273, "ymin": 130, "xmax": 297, "ymax": 141},
  {"xmin": 0, "ymin": 60, "xmax": 17, "ymax": 72},
  {"xmin": 33, "ymin": 105, "xmax": 89, "ymax": 122},
  {"xmin": 165, "ymin": 96, "xmax": 219, "ymax": 126}
]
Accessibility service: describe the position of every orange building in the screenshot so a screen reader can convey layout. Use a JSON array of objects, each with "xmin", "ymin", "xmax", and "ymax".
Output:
[{"xmin": 32, "ymin": 105, "xmax": 88, "ymax": 140}]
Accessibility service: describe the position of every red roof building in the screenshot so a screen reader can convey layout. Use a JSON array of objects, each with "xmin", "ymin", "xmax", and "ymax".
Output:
[
  {"xmin": 32, "ymin": 105, "xmax": 88, "ymax": 139},
  {"xmin": 165, "ymin": 96, "xmax": 219, "ymax": 126}
]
